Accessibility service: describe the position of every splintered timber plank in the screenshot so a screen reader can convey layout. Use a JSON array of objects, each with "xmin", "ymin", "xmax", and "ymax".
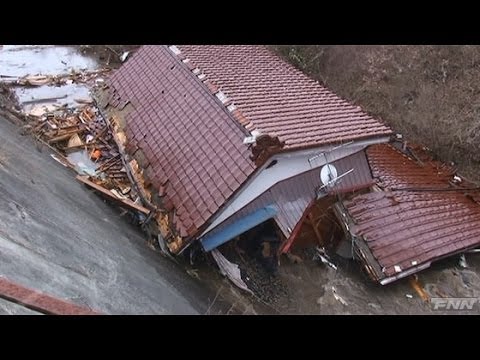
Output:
[
  {"xmin": 48, "ymin": 128, "xmax": 86, "ymax": 144},
  {"xmin": 409, "ymin": 276, "xmax": 430, "ymax": 302},
  {"xmin": 76, "ymin": 175, "xmax": 150, "ymax": 215}
]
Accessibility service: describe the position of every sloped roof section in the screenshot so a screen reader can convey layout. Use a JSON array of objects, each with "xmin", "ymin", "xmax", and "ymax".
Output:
[
  {"xmin": 344, "ymin": 144, "xmax": 480, "ymax": 282},
  {"xmin": 104, "ymin": 45, "xmax": 393, "ymax": 240},
  {"xmin": 105, "ymin": 46, "xmax": 256, "ymax": 238},
  {"xmin": 178, "ymin": 45, "xmax": 392, "ymax": 149}
]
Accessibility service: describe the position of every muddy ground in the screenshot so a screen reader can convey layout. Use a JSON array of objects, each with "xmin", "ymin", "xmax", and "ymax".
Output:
[
  {"xmin": 1, "ymin": 45, "xmax": 480, "ymax": 315},
  {"xmin": 275, "ymin": 250, "xmax": 480, "ymax": 314},
  {"xmin": 207, "ymin": 241, "xmax": 480, "ymax": 315}
]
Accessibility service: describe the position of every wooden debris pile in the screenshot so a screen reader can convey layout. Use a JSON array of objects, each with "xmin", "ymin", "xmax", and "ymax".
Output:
[
  {"xmin": 1, "ymin": 69, "xmax": 110, "ymax": 88},
  {"xmin": 25, "ymin": 104, "xmax": 149, "ymax": 219}
]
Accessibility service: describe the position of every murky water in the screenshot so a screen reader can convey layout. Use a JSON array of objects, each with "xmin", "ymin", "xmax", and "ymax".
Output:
[
  {"xmin": 0, "ymin": 45, "xmax": 98, "ymax": 77},
  {"xmin": 0, "ymin": 45, "xmax": 99, "ymax": 112}
]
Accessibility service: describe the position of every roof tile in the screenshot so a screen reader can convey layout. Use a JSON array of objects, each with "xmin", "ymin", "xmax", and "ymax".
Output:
[
  {"xmin": 106, "ymin": 46, "xmax": 255, "ymax": 238},
  {"xmin": 107, "ymin": 45, "xmax": 392, "ymax": 240},
  {"xmin": 179, "ymin": 45, "xmax": 392, "ymax": 149},
  {"xmin": 345, "ymin": 144, "xmax": 480, "ymax": 280}
]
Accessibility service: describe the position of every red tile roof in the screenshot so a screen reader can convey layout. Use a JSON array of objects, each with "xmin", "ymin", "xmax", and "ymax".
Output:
[
  {"xmin": 344, "ymin": 144, "xmax": 480, "ymax": 281},
  {"xmin": 105, "ymin": 46, "xmax": 256, "ymax": 238},
  {"xmin": 104, "ymin": 45, "xmax": 392, "ymax": 241},
  {"xmin": 178, "ymin": 45, "xmax": 392, "ymax": 149}
]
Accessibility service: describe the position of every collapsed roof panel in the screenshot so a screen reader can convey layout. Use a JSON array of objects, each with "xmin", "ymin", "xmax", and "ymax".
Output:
[{"xmin": 343, "ymin": 144, "xmax": 480, "ymax": 284}]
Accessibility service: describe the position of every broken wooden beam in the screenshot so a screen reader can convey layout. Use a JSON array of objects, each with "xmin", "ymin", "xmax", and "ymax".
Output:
[
  {"xmin": 95, "ymin": 156, "xmax": 121, "ymax": 171},
  {"xmin": 22, "ymin": 94, "xmax": 68, "ymax": 105},
  {"xmin": 76, "ymin": 175, "xmax": 151, "ymax": 215},
  {"xmin": 409, "ymin": 275, "xmax": 429, "ymax": 302},
  {"xmin": 64, "ymin": 142, "xmax": 97, "ymax": 151},
  {"xmin": 307, "ymin": 212, "xmax": 323, "ymax": 246},
  {"xmin": 48, "ymin": 128, "xmax": 85, "ymax": 144}
]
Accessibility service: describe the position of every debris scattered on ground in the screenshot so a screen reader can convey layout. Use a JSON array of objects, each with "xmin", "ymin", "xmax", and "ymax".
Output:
[
  {"xmin": 20, "ymin": 97, "xmax": 152, "ymax": 224},
  {"xmin": 76, "ymin": 175, "xmax": 150, "ymax": 215},
  {"xmin": 409, "ymin": 275, "xmax": 430, "ymax": 302},
  {"xmin": 405, "ymin": 294, "xmax": 413, "ymax": 299},
  {"xmin": 211, "ymin": 249, "xmax": 253, "ymax": 295},
  {"xmin": 186, "ymin": 268, "xmax": 200, "ymax": 280},
  {"xmin": 459, "ymin": 254, "xmax": 468, "ymax": 268},
  {"xmin": 2, "ymin": 50, "xmax": 166, "ymax": 254},
  {"xmin": 50, "ymin": 154, "xmax": 72, "ymax": 168},
  {"xmin": 1, "ymin": 69, "xmax": 110, "ymax": 88},
  {"xmin": 368, "ymin": 302, "xmax": 381, "ymax": 310},
  {"xmin": 332, "ymin": 286, "xmax": 348, "ymax": 306},
  {"xmin": 315, "ymin": 246, "xmax": 338, "ymax": 270}
]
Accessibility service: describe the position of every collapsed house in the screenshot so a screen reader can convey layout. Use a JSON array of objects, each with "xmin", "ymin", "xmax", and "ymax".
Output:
[
  {"xmin": 94, "ymin": 45, "xmax": 392, "ymax": 267},
  {"xmin": 91, "ymin": 45, "xmax": 480, "ymax": 288},
  {"xmin": 8, "ymin": 45, "xmax": 480, "ymax": 289},
  {"xmin": 337, "ymin": 143, "xmax": 480, "ymax": 284}
]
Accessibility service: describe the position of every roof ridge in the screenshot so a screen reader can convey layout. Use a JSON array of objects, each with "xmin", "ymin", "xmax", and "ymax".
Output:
[
  {"xmin": 167, "ymin": 45, "xmax": 287, "ymax": 166},
  {"xmin": 167, "ymin": 45, "xmax": 256, "ymax": 136}
]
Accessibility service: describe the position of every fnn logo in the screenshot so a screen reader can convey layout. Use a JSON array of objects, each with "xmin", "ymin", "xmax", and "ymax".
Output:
[{"xmin": 431, "ymin": 297, "xmax": 480, "ymax": 311}]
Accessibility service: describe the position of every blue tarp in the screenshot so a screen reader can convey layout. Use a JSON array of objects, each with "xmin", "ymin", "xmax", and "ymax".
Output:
[{"xmin": 200, "ymin": 205, "xmax": 278, "ymax": 252}]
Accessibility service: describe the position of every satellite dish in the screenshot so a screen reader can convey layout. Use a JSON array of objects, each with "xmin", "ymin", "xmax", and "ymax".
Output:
[{"xmin": 320, "ymin": 164, "xmax": 338, "ymax": 186}]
